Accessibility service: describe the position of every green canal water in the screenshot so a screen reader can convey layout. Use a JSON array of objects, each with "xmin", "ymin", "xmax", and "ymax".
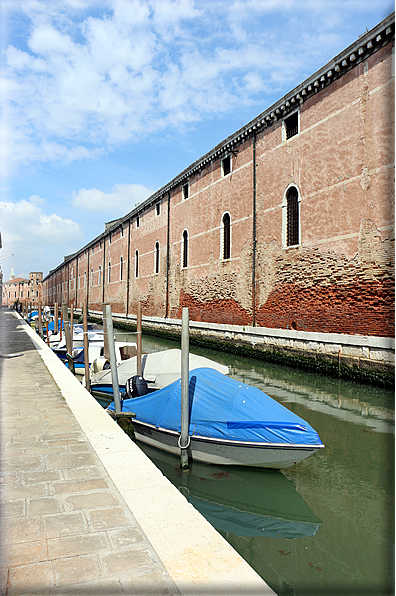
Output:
[{"xmin": 112, "ymin": 330, "xmax": 395, "ymax": 595}]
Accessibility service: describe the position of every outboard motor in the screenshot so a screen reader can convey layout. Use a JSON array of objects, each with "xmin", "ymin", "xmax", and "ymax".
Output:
[{"xmin": 125, "ymin": 375, "xmax": 148, "ymax": 398}]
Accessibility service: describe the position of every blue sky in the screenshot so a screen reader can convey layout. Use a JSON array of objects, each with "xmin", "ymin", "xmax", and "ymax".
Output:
[{"xmin": 0, "ymin": 0, "xmax": 393, "ymax": 280}]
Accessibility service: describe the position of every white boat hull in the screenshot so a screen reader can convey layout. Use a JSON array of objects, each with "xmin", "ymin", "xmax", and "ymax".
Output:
[{"xmin": 131, "ymin": 420, "xmax": 324, "ymax": 469}]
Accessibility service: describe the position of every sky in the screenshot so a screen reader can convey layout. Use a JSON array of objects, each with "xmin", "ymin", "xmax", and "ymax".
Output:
[{"xmin": 0, "ymin": 0, "xmax": 393, "ymax": 280}]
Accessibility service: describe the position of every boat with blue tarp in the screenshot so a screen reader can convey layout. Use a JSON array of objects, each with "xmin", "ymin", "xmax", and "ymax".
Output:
[{"xmin": 107, "ymin": 367, "xmax": 324, "ymax": 469}]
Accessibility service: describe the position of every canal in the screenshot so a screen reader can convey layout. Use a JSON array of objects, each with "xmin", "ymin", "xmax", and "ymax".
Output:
[{"xmin": 109, "ymin": 328, "xmax": 394, "ymax": 595}]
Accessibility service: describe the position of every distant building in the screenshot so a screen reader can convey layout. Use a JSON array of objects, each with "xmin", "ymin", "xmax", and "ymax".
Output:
[{"xmin": 2, "ymin": 270, "xmax": 43, "ymax": 308}]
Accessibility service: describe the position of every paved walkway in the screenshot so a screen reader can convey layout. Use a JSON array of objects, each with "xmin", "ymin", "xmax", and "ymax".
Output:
[{"xmin": 0, "ymin": 309, "xmax": 274, "ymax": 596}]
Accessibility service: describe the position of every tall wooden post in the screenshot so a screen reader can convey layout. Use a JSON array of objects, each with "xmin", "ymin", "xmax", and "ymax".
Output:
[
  {"xmin": 62, "ymin": 304, "xmax": 75, "ymax": 375},
  {"xmin": 54, "ymin": 302, "xmax": 58, "ymax": 334},
  {"xmin": 59, "ymin": 308, "xmax": 63, "ymax": 342},
  {"xmin": 83, "ymin": 302, "xmax": 90, "ymax": 391},
  {"xmin": 137, "ymin": 302, "xmax": 142, "ymax": 377},
  {"xmin": 180, "ymin": 307, "xmax": 190, "ymax": 470},
  {"xmin": 102, "ymin": 304, "xmax": 110, "ymax": 361},
  {"xmin": 104, "ymin": 305, "xmax": 121, "ymax": 415},
  {"xmin": 38, "ymin": 303, "xmax": 43, "ymax": 336}
]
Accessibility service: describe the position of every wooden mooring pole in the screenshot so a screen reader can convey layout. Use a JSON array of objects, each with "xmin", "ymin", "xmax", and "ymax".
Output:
[
  {"xmin": 38, "ymin": 303, "xmax": 43, "ymax": 336},
  {"xmin": 137, "ymin": 302, "xmax": 142, "ymax": 377},
  {"xmin": 62, "ymin": 304, "xmax": 75, "ymax": 376},
  {"xmin": 180, "ymin": 307, "xmax": 190, "ymax": 471},
  {"xmin": 104, "ymin": 304, "xmax": 121, "ymax": 415},
  {"xmin": 83, "ymin": 302, "xmax": 90, "ymax": 392},
  {"xmin": 102, "ymin": 304, "xmax": 110, "ymax": 361},
  {"xmin": 54, "ymin": 302, "xmax": 58, "ymax": 334}
]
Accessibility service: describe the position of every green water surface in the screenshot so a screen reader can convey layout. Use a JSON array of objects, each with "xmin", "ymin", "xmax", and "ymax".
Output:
[{"xmin": 113, "ymin": 330, "xmax": 395, "ymax": 595}]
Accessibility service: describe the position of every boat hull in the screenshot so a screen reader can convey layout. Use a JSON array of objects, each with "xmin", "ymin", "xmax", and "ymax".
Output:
[{"xmin": 131, "ymin": 420, "xmax": 324, "ymax": 469}]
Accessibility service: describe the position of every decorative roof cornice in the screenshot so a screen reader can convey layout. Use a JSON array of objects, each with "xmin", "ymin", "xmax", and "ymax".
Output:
[{"xmin": 43, "ymin": 13, "xmax": 394, "ymax": 281}]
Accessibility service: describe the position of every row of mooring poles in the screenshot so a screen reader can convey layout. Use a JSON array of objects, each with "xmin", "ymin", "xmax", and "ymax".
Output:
[{"xmin": 39, "ymin": 300, "xmax": 190, "ymax": 469}]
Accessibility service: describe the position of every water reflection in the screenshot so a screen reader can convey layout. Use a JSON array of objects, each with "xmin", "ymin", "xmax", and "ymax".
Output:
[{"xmin": 139, "ymin": 442, "xmax": 322, "ymax": 539}]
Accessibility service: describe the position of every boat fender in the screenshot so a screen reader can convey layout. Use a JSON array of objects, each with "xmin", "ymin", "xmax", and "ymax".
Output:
[{"xmin": 125, "ymin": 375, "xmax": 148, "ymax": 398}]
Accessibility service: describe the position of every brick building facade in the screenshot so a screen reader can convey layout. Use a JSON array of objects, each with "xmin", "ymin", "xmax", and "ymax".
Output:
[
  {"xmin": 2, "ymin": 270, "xmax": 43, "ymax": 308},
  {"xmin": 43, "ymin": 15, "xmax": 395, "ymax": 340}
]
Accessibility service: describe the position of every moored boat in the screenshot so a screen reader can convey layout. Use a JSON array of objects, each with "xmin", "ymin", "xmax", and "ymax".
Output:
[
  {"xmin": 91, "ymin": 348, "xmax": 229, "ymax": 404},
  {"xmin": 107, "ymin": 367, "xmax": 325, "ymax": 469}
]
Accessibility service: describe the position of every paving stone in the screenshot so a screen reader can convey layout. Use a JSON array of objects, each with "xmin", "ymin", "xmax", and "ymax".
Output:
[
  {"xmin": 63, "ymin": 490, "xmax": 119, "ymax": 511},
  {"xmin": 2, "ymin": 456, "xmax": 44, "ymax": 472},
  {"xmin": 0, "ymin": 540, "xmax": 48, "ymax": 568},
  {"xmin": 52, "ymin": 478, "xmax": 109, "ymax": 495},
  {"xmin": 4, "ymin": 483, "xmax": 49, "ymax": 500},
  {"xmin": 7, "ymin": 561, "xmax": 54, "ymax": 594},
  {"xmin": 53, "ymin": 553, "xmax": 101, "ymax": 586},
  {"xmin": 87, "ymin": 506, "xmax": 131, "ymax": 531},
  {"xmin": 108, "ymin": 527, "xmax": 145, "ymax": 549},
  {"xmin": 0, "ymin": 471, "xmax": 19, "ymax": 486},
  {"xmin": 2, "ymin": 517, "xmax": 44, "ymax": 545},
  {"xmin": 47, "ymin": 532, "xmax": 109, "ymax": 559},
  {"xmin": 46, "ymin": 452, "xmax": 99, "ymax": 470},
  {"xmin": 100, "ymin": 548, "xmax": 156, "ymax": 575},
  {"xmin": 119, "ymin": 570, "xmax": 181, "ymax": 595},
  {"xmin": 27, "ymin": 497, "xmax": 63, "ymax": 516},
  {"xmin": 1, "ymin": 499, "xmax": 26, "ymax": 518},
  {"xmin": 61, "ymin": 465, "xmax": 107, "ymax": 481},
  {"xmin": 43, "ymin": 512, "xmax": 88, "ymax": 539},
  {"xmin": 22, "ymin": 470, "xmax": 62, "ymax": 484}
]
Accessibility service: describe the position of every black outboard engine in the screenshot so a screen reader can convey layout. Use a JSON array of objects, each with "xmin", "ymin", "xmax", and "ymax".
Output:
[{"xmin": 125, "ymin": 375, "xmax": 148, "ymax": 398}]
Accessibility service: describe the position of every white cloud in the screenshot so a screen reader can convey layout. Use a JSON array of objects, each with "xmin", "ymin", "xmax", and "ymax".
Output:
[
  {"xmin": 0, "ymin": 0, "xmax": 392, "ymax": 176},
  {"xmin": 72, "ymin": 182, "xmax": 153, "ymax": 213},
  {"xmin": 0, "ymin": 196, "xmax": 83, "ymax": 278}
]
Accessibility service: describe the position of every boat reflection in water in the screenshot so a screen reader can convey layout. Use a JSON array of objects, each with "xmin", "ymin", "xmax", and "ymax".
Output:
[{"xmin": 139, "ymin": 442, "xmax": 322, "ymax": 539}]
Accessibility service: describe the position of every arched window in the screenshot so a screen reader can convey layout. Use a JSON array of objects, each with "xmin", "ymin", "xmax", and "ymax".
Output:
[
  {"xmin": 108, "ymin": 261, "xmax": 111, "ymax": 284},
  {"xmin": 135, "ymin": 250, "xmax": 139, "ymax": 277},
  {"xmin": 120, "ymin": 256, "xmax": 123, "ymax": 281},
  {"xmin": 155, "ymin": 242, "xmax": 160, "ymax": 274},
  {"xmin": 182, "ymin": 230, "xmax": 188, "ymax": 268},
  {"xmin": 98, "ymin": 265, "xmax": 101, "ymax": 286},
  {"xmin": 286, "ymin": 187, "xmax": 300, "ymax": 247},
  {"xmin": 222, "ymin": 212, "xmax": 231, "ymax": 260}
]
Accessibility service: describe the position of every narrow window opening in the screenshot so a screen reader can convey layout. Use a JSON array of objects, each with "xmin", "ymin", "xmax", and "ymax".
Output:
[
  {"xmin": 156, "ymin": 202, "xmax": 161, "ymax": 216},
  {"xmin": 136, "ymin": 216, "xmax": 140, "ymax": 228},
  {"xmin": 183, "ymin": 183, "xmax": 189, "ymax": 200},
  {"xmin": 108, "ymin": 261, "xmax": 111, "ymax": 284},
  {"xmin": 285, "ymin": 112, "xmax": 299, "ymax": 140},
  {"xmin": 222, "ymin": 213, "xmax": 231, "ymax": 260},
  {"xmin": 135, "ymin": 250, "xmax": 139, "ymax": 277},
  {"xmin": 90, "ymin": 268, "xmax": 94, "ymax": 286},
  {"xmin": 120, "ymin": 256, "xmax": 123, "ymax": 281},
  {"xmin": 286, "ymin": 187, "xmax": 300, "ymax": 246},
  {"xmin": 222, "ymin": 155, "xmax": 231, "ymax": 176},
  {"xmin": 155, "ymin": 242, "xmax": 160, "ymax": 274},
  {"xmin": 98, "ymin": 265, "xmax": 101, "ymax": 286},
  {"xmin": 182, "ymin": 230, "xmax": 188, "ymax": 268}
]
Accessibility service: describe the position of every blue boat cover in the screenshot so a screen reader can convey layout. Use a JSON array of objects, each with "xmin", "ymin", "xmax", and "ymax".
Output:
[
  {"xmin": 108, "ymin": 368, "xmax": 323, "ymax": 446},
  {"xmin": 47, "ymin": 319, "xmax": 64, "ymax": 331}
]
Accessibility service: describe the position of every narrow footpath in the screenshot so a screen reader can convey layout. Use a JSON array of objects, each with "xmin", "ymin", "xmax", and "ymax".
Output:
[{"xmin": 0, "ymin": 309, "xmax": 274, "ymax": 596}]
